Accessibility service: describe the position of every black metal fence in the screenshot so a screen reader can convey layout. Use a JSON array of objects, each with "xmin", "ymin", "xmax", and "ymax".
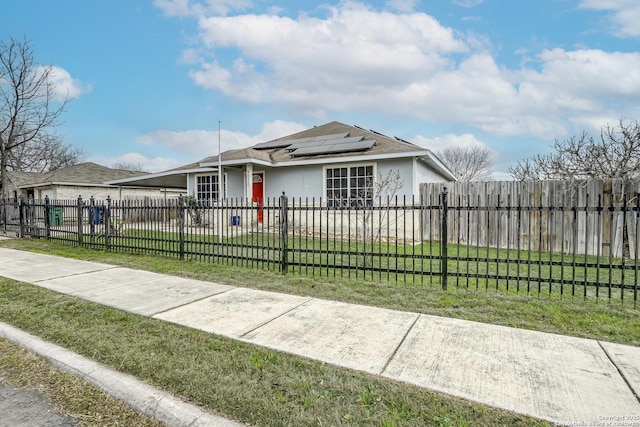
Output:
[{"xmin": 1, "ymin": 189, "xmax": 638, "ymax": 306}]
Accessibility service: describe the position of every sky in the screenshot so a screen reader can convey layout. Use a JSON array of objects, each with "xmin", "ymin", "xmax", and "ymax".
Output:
[{"xmin": 2, "ymin": 0, "xmax": 639, "ymax": 179}]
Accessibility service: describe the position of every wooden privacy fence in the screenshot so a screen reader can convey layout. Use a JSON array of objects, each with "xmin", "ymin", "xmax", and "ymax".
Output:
[{"xmin": 421, "ymin": 179, "xmax": 639, "ymax": 259}]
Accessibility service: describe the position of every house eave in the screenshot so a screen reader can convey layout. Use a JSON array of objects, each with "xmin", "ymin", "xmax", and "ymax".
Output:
[
  {"xmin": 199, "ymin": 158, "xmax": 272, "ymax": 168},
  {"xmin": 200, "ymin": 150, "xmax": 436, "ymax": 168},
  {"xmin": 417, "ymin": 153, "xmax": 458, "ymax": 181},
  {"xmin": 105, "ymin": 167, "xmax": 216, "ymax": 189},
  {"xmin": 17, "ymin": 182, "xmax": 117, "ymax": 189}
]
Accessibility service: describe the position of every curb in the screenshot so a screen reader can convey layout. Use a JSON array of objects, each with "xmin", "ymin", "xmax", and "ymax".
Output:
[{"xmin": 0, "ymin": 322, "xmax": 244, "ymax": 427}]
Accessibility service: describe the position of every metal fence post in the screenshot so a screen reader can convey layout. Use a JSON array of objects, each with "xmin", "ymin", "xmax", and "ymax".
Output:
[
  {"xmin": 89, "ymin": 196, "xmax": 96, "ymax": 242},
  {"xmin": 105, "ymin": 196, "xmax": 111, "ymax": 250},
  {"xmin": 441, "ymin": 187, "xmax": 449, "ymax": 291},
  {"xmin": 178, "ymin": 195, "xmax": 185, "ymax": 260},
  {"xmin": 18, "ymin": 196, "xmax": 25, "ymax": 238},
  {"xmin": 77, "ymin": 195, "xmax": 84, "ymax": 245},
  {"xmin": 44, "ymin": 195, "xmax": 51, "ymax": 239},
  {"xmin": 1, "ymin": 198, "xmax": 6, "ymax": 234},
  {"xmin": 280, "ymin": 192, "xmax": 289, "ymax": 274}
]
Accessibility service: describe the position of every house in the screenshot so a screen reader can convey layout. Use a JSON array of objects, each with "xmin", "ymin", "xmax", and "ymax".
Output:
[
  {"xmin": 4, "ymin": 162, "xmax": 183, "ymax": 201},
  {"xmin": 108, "ymin": 121, "xmax": 456, "ymax": 208}
]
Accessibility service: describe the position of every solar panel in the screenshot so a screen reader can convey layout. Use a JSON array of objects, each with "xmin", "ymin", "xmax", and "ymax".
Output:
[
  {"xmin": 253, "ymin": 140, "xmax": 293, "ymax": 150},
  {"xmin": 290, "ymin": 140, "xmax": 375, "ymax": 157},
  {"xmin": 333, "ymin": 140, "xmax": 375, "ymax": 155},
  {"xmin": 254, "ymin": 131, "xmax": 375, "ymax": 158},
  {"xmin": 328, "ymin": 136, "xmax": 365, "ymax": 145},
  {"xmin": 309, "ymin": 133, "xmax": 349, "ymax": 141},
  {"xmin": 254, "ymin": 133, "xmax": 350, "ymax": 150},
  {"xmin": 286, "ymin": 136, "xmax": 364, "ymax": 151}
]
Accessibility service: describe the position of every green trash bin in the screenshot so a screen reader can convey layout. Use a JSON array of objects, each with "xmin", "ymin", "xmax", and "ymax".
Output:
[{"xmin": 49, "ymin": 206, "xmax": 64, "ymax": 226}]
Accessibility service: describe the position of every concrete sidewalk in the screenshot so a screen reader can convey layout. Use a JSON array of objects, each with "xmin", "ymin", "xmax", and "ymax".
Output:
[{"xmin": 0, "ymin": 246, "xmax": 638, "ymax": 425}]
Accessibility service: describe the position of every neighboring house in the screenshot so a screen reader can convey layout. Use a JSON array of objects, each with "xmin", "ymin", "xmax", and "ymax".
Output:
[
  {"xmin": 108, "ymin": 121, "xmax": 456, "ymax": 207},
  {"xmin": 5, "ymin": 162, "xmax": 183, "ymax": 201}
]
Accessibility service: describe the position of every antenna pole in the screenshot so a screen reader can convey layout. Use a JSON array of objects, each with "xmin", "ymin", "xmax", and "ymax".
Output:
[{"xmin": 217, "ymin": 120, "xmax": 223, "ymax": 240}]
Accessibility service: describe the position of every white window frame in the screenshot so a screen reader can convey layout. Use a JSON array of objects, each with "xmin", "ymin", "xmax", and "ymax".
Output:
[
  {"xmin": 195, "ymin": 173, "xmax": 227, "ymax": 201},
  {"xmin": 323, "ymin": 163, "xmax": 376, "ymax": 208}
]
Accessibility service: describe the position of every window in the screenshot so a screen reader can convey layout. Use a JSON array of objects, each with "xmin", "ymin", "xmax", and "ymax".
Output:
[
  {"xmin": 326, "ymin": 165, "xmax": 374, "ymax": 207},
  {"xmin": 196, "ymin": 174, "xmax": 226, "ymax": 201}
]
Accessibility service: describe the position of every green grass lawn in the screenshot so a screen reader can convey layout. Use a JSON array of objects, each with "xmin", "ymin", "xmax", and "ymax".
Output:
[
  {"xmin": 0, "ymin": 238, "xmax": 638, "ymax": 425},
  {"xmin": 0, "ymin": 338, "xmax": 167, "ymax": 427},
  {"xmin": 4, "ymin": 238, "xmax": 638, "ymax": 345},
  {"xmin": 0, "ymin": 275, "xmax": 545, "ymax": 426},
  {"xmin": 47, "ymin": 225, "xmax": 639, "ymax": 302}
]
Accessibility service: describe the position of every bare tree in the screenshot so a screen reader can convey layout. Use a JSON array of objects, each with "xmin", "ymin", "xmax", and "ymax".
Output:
[
  {"xmin": 509, "ymin": 120, "xmax": 640, "ymax": 182},
  {"xmin": 358, "ymin": 169, "xmax": 404, "ymax": 244},
  {"xmin": 0, "ymin": 37, "xmax": 68, "ymax": 197},
  {"xmin": 7, "ymin": 133, "xmax": 84, "ymax": 172},
  {"xmin": 111, "ymin": 161, "xmax": 146, "ymax": 172},
  {"xmin": 437, "ymin": 146, "xmax": 494, "ymax": 181}
]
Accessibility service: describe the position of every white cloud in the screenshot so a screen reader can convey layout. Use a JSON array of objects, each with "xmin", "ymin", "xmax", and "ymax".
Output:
[
  {"xmin": 137, "ymin": 129, "xmax": 220, "ymax": 155},
  {"xmin": 89, "ymin": 152, "xmax": 183, "ymax": 173},
  {"xmin": 191, "ymin": 2, "xmax": 468, "ymax": 109},
  {"xmin": 153, "ymin": 0, "xmax": 252, "ymax": 17},
  {"xmin": 452, "ymin": 0, "xmax": 484, "ymax": 8},
  {"xmin": 255, "ymin": 120, "xmax": 308, "ymax": 141},
  {"xmin": 386, "ymin": 0, "xmax": 419, "ymax": 13},
  {"xmin": 136, "ymin": 120, "xmax": 307, "ymax": 159},
  {"xmin": 41, "ymin": 66, "xmax": 91, "ymax": 102},
  {"xmin": 579, "ymin": 0, "xmax": 640, "ymax": 37},
  {"xmin": 161, "ymin": 1, "xmax": 640, "ymax": 142},
  {"xmin": 413, "ymin": 133, "xmax": 492, "ymax": 152}
]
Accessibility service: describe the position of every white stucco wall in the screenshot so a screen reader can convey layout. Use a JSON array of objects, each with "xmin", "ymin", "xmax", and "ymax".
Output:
[
  {"xmin": 261, "ymin": 164, "xmax": 324, "ymax": 200},
  {"xmin": 415, "ymin": 159, "xmax": 452, "ymax": 191},
  {"xmin": 225, "ymin": 168, "xmax": 244, "ymax": 199},
  {"xmin": 374, "ymin": 159, "xmax": 417, "ymax": 200},
  {"xmin": 186, "ymin": 156, "xmax": 452, "ymax": 202},
  {"xmin": 47, "ymin": 186, "xmax": 183, "ymax": 202}
]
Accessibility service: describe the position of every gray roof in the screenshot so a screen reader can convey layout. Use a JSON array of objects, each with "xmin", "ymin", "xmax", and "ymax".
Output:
[
  {"xmin": 7, "ymin": 162, "xmax": 147, "ymax": 188},
  {"xmin": 106, "ymin": 121, "xmax": 457, "ymax": 187},
  {"xmin": 200, "ymin": 121, "xmax": 429, "ymax": 165}
]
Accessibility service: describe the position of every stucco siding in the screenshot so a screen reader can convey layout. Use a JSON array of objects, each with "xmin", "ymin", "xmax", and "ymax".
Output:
[
  {"xmin": 263, "ymin": 165, "xmax": 324, "ymax": 199},
  {"xmin": 416, "ymin": 160, "xmax": 451, "ymax": 185},
  {"xmin": 374, "ymin": 159, "xmax": 416, "ymax": 199},
  {"xmin": 225, "ymin": 168, "xmax": 245, "ymax": 198},
  {"xmin": 52, "ymin": 186, "xmax": 182, "ymax": 202}
]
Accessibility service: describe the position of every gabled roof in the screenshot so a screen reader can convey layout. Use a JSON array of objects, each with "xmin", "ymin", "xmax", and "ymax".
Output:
[
  {"xmin": 107, "ymin": 121, "xmax": 457, "ymax": 187},
  {"xmin": 8, "ymin": 162, "xmax": 147, "ymax": 189},
  {"xmin": 200, "ymin": 121, "xmax": 432, "ymax": 166}
]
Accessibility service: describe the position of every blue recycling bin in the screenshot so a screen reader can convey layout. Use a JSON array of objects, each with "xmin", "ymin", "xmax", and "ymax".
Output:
[{"xmin": 89, "ymin": 207, "xmax": 104, "ymax": 224}]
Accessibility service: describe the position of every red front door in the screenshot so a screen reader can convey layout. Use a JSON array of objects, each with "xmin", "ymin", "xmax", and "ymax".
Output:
[{"xmin": 252, "ymin": 173, "xmax": 264, "ymax": 223}]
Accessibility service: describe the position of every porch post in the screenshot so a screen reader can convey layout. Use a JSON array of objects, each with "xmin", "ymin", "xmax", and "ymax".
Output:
[{"xmin": 246, "ymin": 164, "xmax": 254, "ymax": 201}]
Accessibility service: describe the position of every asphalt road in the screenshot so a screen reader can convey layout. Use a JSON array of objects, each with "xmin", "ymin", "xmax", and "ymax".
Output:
[{"xmin": 0, "ymin": 382, "xmax": 76, "ymax": 427}]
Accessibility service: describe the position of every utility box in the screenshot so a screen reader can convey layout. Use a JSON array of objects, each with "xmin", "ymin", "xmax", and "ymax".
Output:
[{"xmin": 49, "ymin": 206, "xmax": 64, "ymax": 226}]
